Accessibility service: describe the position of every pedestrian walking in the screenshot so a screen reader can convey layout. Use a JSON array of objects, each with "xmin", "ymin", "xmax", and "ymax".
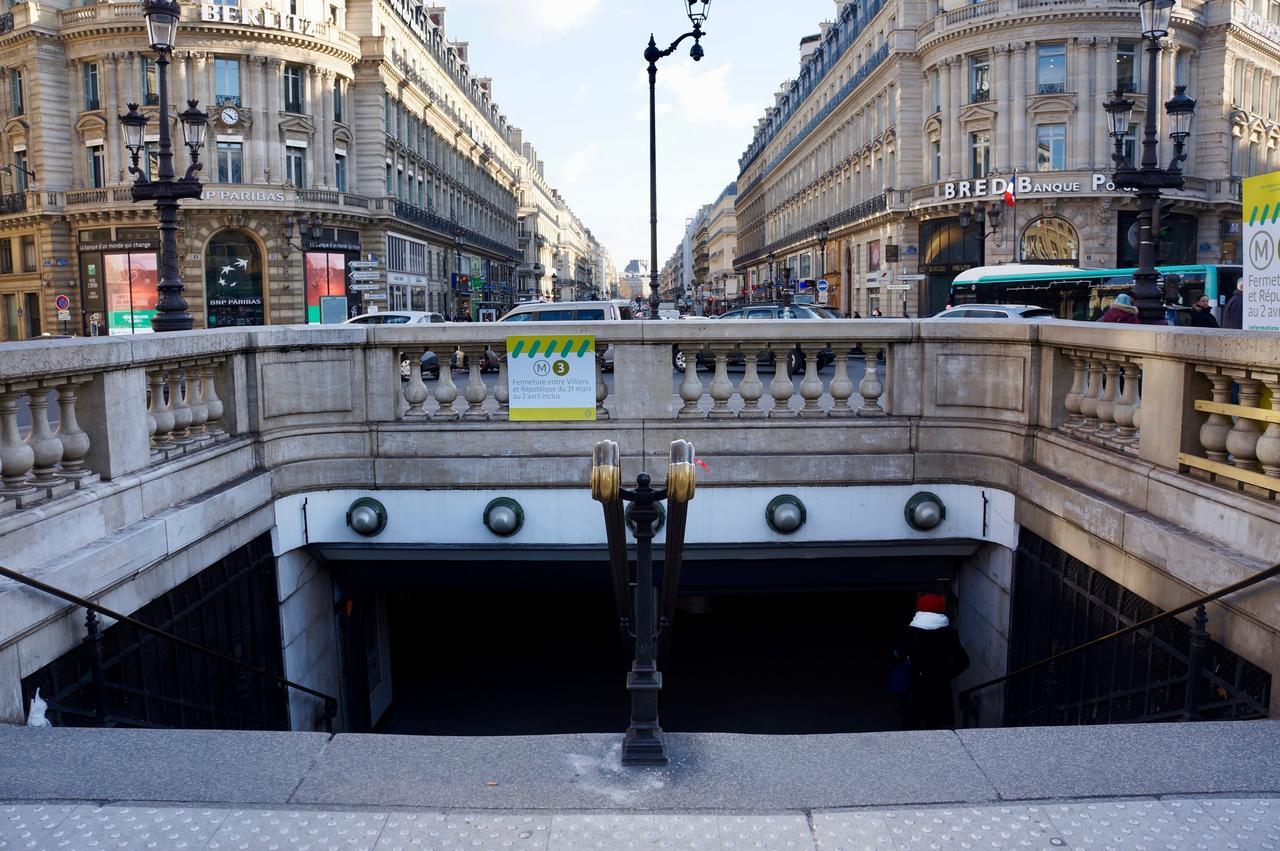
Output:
[
  {"xmin": 1190, "ymin": 294, "xmax": 1219, "ymax": 328},
  {"xmin": 1223, "ymin": 281, "xmax": 1244, "ymax": 329},
  {"xmin": 1098, "ymin": 293, "xmax": 1140, "ymax": 324},
  {"xmin": 892, "ymin": 593, "xmax": 970, "ymax": 730}
]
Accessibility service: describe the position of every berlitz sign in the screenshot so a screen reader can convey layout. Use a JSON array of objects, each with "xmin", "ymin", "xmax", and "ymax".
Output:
[
  {"xmin": 944, "ymin": 174, "xmax": 1119, "ymax": 200},
  {"xmin": 200, "ymin": 4, "xmax": 318, "ymax": 36}
]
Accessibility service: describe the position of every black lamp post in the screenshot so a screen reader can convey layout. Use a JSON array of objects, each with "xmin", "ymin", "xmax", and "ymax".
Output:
[
  {"xmin": 453, "ymin": 226, "xmax": 465, "ymax": 318},
  {"xmin": 281, "ymin": 212, "xmax": 321, "ymax": 257},
  {"xmin": 1105, "ymin": 0, "xmax": 1196, "ymax": 324},
  {"xmin": 958, "ymin": 204, "xmax": 1003, "ymax": 241},
  {"xmin": 766, "ymin": 251, "xmax": 775, "ymax": 303},
  {"xmin": 122, "ymin": 0, "xmax": 208, "ymax": 332},
  {"xmin": 592, "ymin": 439, "xmax": 696, "ymax": 766},
  {"xmin": 816, "ymin": 222, "xmax": 829, "ymax": 301},
  {"xmin": 647, "ymin": 1, "xmax": 712, "ymax": 320}
]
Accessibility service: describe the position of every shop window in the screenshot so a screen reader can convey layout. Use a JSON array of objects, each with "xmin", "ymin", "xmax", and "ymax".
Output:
[
  {"xmin": 1115, "ymin": 42, "xmax": 1140, "ymax": 93},
  {"xmin": 82, "ymin": 62, "xmax": 100, "ymax": 111},
  {"xmin": 285, "ymin": 144, "xmax": 306, "ymax": 187},
  {"xmin": 215, "ymin": 58, "xmax": 240, "ymax": 106},
  {"xmin": 1036, "ymin": 123, "xmax": 1066, "ymax": 171},
  {"xmin": 205, "ymin": 229, "xmax": 264, "ymax": 327},
  {"xmin": 21, "ymin": 235, "xmax": 35, "ymax": 272},
  {"xmin": 103, "ymin": 251, "xmax": 157, "ymax": 334},
  {"xmin": 217, "ymin": 141, "xmax": 242, "ymax": 183},
  {"xmin": 283, "ymin": 64, "xmax": 305, "ymax": 113},
  {"xmin": 1020, "ymin": 216, "xmax": 1079, "ymax": 264},
  {"xmin": 87, "ymin": 144, "xmax": 105, "ymax": 188},
  {"xmin": 1036, "ymin": 44, "xmax": 1066, "ymax": 94},
  {"xmin": 141, "ymin": 57, "xmax": 158, "ymax": 106},
  {"xmin": 305, "ymin": 251, "xmax": 351, "ymax": 323},
  {"xmin": 0, "ymin": 238, "xmax": 11, "ymax": 273},
  {"xmin": 8, "ymin": 67, "xmax": 22, "ymax": 115}
]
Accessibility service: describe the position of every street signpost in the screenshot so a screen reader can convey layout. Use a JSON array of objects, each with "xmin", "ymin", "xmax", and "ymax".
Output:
[
  {"xmin": 896, "ymin": 274, "xmax": 926, "ymax": 281},
  {"xmin": 348, "ymin": 260, "xmax": 380, "ymax": 269},
  {"xmin": 350, "ymin": 271, "xmax": 382, "ymax": 281},
  {"xmin": 350, "ymin": 283, "xmax": 382, "ymax": 292},
  {"xmin": 886, "ymin": 284, "xmax": 913, "ymax": 291}
]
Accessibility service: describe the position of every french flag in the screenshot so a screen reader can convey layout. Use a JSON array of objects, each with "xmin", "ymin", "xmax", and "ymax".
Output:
[{"xmin": 1003, "ymin": 178, "xmax": 1017, "ymax": 207}]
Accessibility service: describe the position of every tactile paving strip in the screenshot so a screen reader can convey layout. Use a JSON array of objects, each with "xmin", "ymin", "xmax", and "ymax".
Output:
[
  {"xmin": 47, "ymin": 805, "xmax": 230, "ymax": 850},
  {"xmin": 208, "ymin": 809, "xmax": 388, "ymax": 850},
  {"xmin": 1042, "ymin": 799, "xmax": 1225, "ymax": 850},
  {"xmin": 0, "ymin": 804, "xmax": 76, "ymax": 850},
  {"xmin": 374, "ymin": 812, "xmax": 550, "ymax": 850},
  {"xmin": 1195, "ymin": 798, "xmax": 1280, "ymax": 850},
  {"xmin": 818, "ymin": 804, "xmax": 1062, "ymax": 850},
  {"xmin": 811, "ymin": 810, "xmax": 897, "ymax": 850},
  {"xmin": 549, "ymin": 814, "xmax": 720, "ymax": 850},
  {"xmin": 718, "ymin": 815, "xmax": 814, "ymax": 850}
]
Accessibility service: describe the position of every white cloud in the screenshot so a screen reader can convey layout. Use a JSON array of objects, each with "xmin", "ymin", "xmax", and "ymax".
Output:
[
  {"xmin": 654, "ymin": 61, "xmax": 761, "ymax": 128},
  {"xmin": 561, "ymin": 146, "xmax": 602, "ymax": 184},
  {"xmin": 465, "ymin": 0, "xmax": 602, "ymax": 42}
]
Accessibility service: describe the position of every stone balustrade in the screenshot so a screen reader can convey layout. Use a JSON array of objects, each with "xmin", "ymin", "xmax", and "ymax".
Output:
[{"xmin": 1058, "ymin": 347, "xmax": 1143, "ymax": 456}]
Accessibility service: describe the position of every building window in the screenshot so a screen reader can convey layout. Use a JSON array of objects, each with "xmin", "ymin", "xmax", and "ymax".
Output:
[
  {"xmin": 931, "ymin": 139, "xmax": 941, "ymax": 181},
  {"xmin": 141, "ymin": 57, "xmax": 158, "ymax": 106},
  {"xmin": 216, "ymin": 141, "xmax": 242, "ymax": 183},
  {"xmin": 333, "ymin": 77, "xmax": 345, "ymax": 122},
  {"xmin": 215, "ymin": 58, "xmax": 240, "ymax": 106},
  {"xmin": 1121, "ymin": 128, "xmax": 1138, "ymax": 168},
  {"xmin": 385, "ymin": 161, "xmax": 393, "ymax": 194},
  {"xmin": 0, "ymin": 239, "xmax": 11, "ymax": 274},
  {"xmin": 13, "ymin": 150, "xmax": 27, "ymax": 190},
  {"xmin": 8, "ymin": 68, "xmax": 23, "ymax": 115},
  {"xmin": 21, "ymin": 235, "xmax": 36, "ymax": 272},
  {"xmin": 82, "ymin": 62, "xmax": 100, "ymax": 111},
  {"xmin": 335, "ymin": 152, "xmax": 347, "ymax": 192},
  {"xmin": 969, "ymin": 130, "xmax": 991, "ymax": 178},
  {"xmin": 970, "ymin": 54, "xmax": 990, "ymax": 103},
  {"xmin": 283, "ymin": 64, "xmax": 305, "ymax": 113},
  {"xmin": 1036, "ymin": 123, "xmax": 1066, "ymax": 171},
  {"xmin": 930, "ymin": 69, "xmax": 940, "ymax": 113},
  {"xmin": 1036, "ymin": 44, "xmax": 1066, "ymax": 94},
  {"xmin": 1115, "ymin": 41, "xmax": 1140, "ymax": 93},
  {"xmin": 285, "ymin": 144, "xmax": 306, "ymax": 187},
  {"xmin": 87, "ymin": 144, "xmax": 105, "ymax": 188}
]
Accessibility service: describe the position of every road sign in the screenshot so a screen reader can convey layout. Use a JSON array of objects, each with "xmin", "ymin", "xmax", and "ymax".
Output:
[
  {"xmin": 363, "ymin": 292, "xmax": 387, "ymax": 301},
  {"xmin": 896, "ymin": 274, "xmax": 927, "ymax": 281},
  {"xmin": 350, "ymin": 270, "xmax": 382, "ymax": 281},
  {"xmin": 348, "ymin": 260, "xmax": 380, "ymax": 269},
  {"xmin": 885, "ymin": 244, "xmax": 900, "ymax": 263},
  {"xmin": 57, "ymin": 310, "xmax": 71, "ymax": 321},
  {"xmin": 54, "ymin": 294, "xmax": 70, "ymax": 311},
  {"xmin": 886, "ymin": 283, "xmax": 913, "ymax": 291},
  {"xmin": 350, "ymin": 283, "xmax": 382, "ymax": 292},
  {"xmin": 817, "ymin": 279, "xmax": 829, "ymax": 292}
]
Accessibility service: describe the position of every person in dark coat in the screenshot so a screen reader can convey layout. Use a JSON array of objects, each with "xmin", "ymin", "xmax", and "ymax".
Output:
[
  {"xmin": 895, "ymin": 593, "xmax": 970, "ymax": 730},
  {"xmin": 1223, "ymin": 282, "xmax": 1244, "ymax": 329},
  {"xmin": 1190, "ymin": 294, "xmax": 1219, "ymax": 328},
  {"xmin": 1098, "ymin": 292, "xmax": 1140, "ymax": 324}
]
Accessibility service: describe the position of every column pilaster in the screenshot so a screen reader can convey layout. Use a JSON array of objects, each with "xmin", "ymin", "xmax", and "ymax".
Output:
[{"xmin": 1011, "ymin": 43, "xmax": 1027, "ymax": 172}]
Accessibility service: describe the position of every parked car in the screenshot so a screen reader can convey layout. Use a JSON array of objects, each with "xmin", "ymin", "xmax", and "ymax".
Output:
[
  {"xmin": 932, "ymin": 304, "xmax": 1056, "ymax": 319},
  {"xmin": 679, "ymin": 304, "xmax": 834, "ymax": 374},
  {"xmin": 499, "ymin": 300, "xmax": 636, "ymax": 372},
  {"xmin": 346, "ymin": 310, "xmax": 448, "ymax": 325}
]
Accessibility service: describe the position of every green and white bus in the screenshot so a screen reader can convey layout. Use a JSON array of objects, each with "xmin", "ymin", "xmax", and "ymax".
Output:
[{"xmin": 948, "ymin": 264, "xmax": 1243, "ymax": 322}]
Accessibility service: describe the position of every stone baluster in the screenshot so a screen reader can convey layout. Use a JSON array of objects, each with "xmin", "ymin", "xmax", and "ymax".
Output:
[
  {"xmin": 677, "ymin": 344, "xmax": 705, "ymax": 419},
  {"xmin": 0, "ymin": 385, "xmax": 36, "ymax": 501},
  {"xmin": 461, "ymin": 346, "xmax": 490, "ymax": 421},
  {"xmin": 168, "ymin": 367, "xmax": 195, "ymax": 446},
  {"xmin": 495, "ymin": 355, "xmax": 510, "ymax": 421},
  {"xmin": 148, "ymin": 369, "xmax": 176, "ymax": 452},
  {"xmin": 707, "ymin": 345, "xmax": 734, "ymax": 419},
  {"xmin": 797, "ymin": 345, "xmax": 825, "ymax": 418},
  {"xmin": 433, "ymin": 350, "xmax": 460, "ymax": 420},
  {"xmin": 594, "ymin": 347, "xmax": 609, "ymax": 420},
  {"xmin": 402, "ymin": 350, "xmax": 429, "ymax": 419},
  {"xmin": 768, "ymin": 343, "xmax": 796, "ymax": 418},
  {"xmin": 1095, "ymin": 361, "xmax": 1122, "ymax": 438},
  {"xmin": 738, "ymin": 347, "xmax": 766, "ymax": 418},
  {"xmin": 1112, "ymin": 361, "xmax": 1141, "ymax": 445},
  {"xmin": 1225, "ymin": 372, "xmax": 1263, "ymax": 471},
  {"xmin": 1062, "ymin": 351, "xmax": 1088, "ymax": 431},
  {"xmin": 27, "ymin": 382, "xmax": 66, "ymax": 492},
  {"xmin": 56, "ymin": 375, "xmax": 94, "ymax": 484},
  {"xmin": 202, "ymin": 361, "xmax": 226, "ymax": 437},
  {"xmin": 1255, "ymin": 372, "xmax": 1280, "ymax": 478},
  {"xmin": 186, "ymin": 362, "xmax": 210, "ymax": 440},
  {"xmin": 1078, "ymin": 357, "xmax": 1104, "ymax": 432},
  {"xmin": 858, "ymin": 345, "xmax": 885, "ymax": 417},
  {"xmin": 1196, "ymin": 368, "xmax": 1234, "ymax": 463},
  {"xmin": 828, "ymin": 346, "xmax": 855, "ymax": 418}
]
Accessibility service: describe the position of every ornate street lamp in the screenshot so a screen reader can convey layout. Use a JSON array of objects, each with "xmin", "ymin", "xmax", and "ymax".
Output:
[
  {"xmin": 815, "ymin": 222, "xmax": 830, "ymax": 301},
  {"xmin": 646, "ymin": 1, "xmax": 712, "ymax": 319},
  {"xmin": 281, "ymin": 212, "xmax": 322, "ymax": 257},
  {"xmin": 1106, "ymin": 0, "xmax": 1196, "ymax": 324},
  {"xmin": 591, "ymin": 439, "xmax": 697, "ymax": 765},
  {"xmin": 766, "ymin": 251, "xmax": 775, "ymax": 304},
  {"xmin": 124, "ymin": 0, "xmax": 207, "ymax": 332}
]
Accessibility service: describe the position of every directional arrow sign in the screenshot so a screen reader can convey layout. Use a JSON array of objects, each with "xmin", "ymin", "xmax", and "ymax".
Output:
[
  {"xmin": 350, "ymin": 270, "xmax": 383, "ymax": 281},
  {"xmin": 350, "ymin": 283, "xmax": 382, "ymax": 292},
  {"xmin": 886, "ymin": 284, "xmax": 913, "ymax": 291},
  {"xmin": 348, "ymin": 260, "xmax": 380, "ymax": 269},
  {"xmin": 896, "ymin": 274, "xmax": 927, "ymax": 281}
]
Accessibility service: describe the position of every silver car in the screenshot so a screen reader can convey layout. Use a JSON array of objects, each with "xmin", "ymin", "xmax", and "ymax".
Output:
[{"xmin": 932, "ymin": 304, "xmax": 1056, "ymax": 319}]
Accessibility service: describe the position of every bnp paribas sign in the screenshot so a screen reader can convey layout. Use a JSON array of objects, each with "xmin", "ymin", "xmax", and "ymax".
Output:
[{"xmin": 200, "ymin": 4, "xmax": 318, "ymax": 36}]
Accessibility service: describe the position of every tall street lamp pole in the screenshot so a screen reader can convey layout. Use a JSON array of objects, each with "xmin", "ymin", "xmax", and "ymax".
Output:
[
  {"xmin": 1105, "ymin": 0, "xmax": 1196, "ymax": 324},
  {"xmin": 647, "ymin": 1, "xmax": 712, "ymax": 319},
  {"xmin": 766, "ymin": 251, "xmax": 775, "ymax": 304},
  {"xmin": 121, "ymin": 0, "xmax": 208, "ymax": 332},
  {"xmin": 816, "ymin": 223, "xmax": 829, "ymax": 303}
]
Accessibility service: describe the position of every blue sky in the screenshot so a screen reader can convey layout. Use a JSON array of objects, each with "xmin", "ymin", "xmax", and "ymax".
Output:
[{"xmin": 441, "ymin": 0, "xmax": 834, "ymax": 269}]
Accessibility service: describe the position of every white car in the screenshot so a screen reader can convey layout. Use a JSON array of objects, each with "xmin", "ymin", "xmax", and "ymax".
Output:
[
  {"xmin": 345, "ymin": 311, "xmax": 448, "ymax": 325},
  {"xmin": 932, "ymin": 304, "xmax": 1056, "ymax": 319}
]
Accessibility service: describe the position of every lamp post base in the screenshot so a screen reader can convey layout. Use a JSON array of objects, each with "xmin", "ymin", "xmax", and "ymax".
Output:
[{"xmin": 622, "ymin": 668, "xmax": 667, "ymax": 766}]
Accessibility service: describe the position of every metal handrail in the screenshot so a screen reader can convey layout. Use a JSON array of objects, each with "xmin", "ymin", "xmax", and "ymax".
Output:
[
  {"xmin": 959, "ymin": 560, "xmax": 1280, "ymax": 724},
  {"xmin": 0, "ymin": 563, "xmax": 338, "ymax": 731}
]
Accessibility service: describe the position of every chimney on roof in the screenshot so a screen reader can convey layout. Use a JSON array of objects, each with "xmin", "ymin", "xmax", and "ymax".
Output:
[
  {"xmin": 510, "ymin": 127, "xmax": 523, "ymax": 149},
  {"xmin": 451, "ymin": 41, "xmax": 468, "ymax": 63},
  {"xmin": 427, "ymin": 5, "xmax": 444, "ymax": 27}
]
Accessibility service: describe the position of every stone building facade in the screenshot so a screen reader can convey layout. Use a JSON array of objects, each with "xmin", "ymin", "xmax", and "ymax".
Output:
[
  {"xmin": 734, "ymin": 0, "xmax": 1268, "ymax": 318},
  {"xmin": 0, "ymin": 1, "xmax": 604, "ymax": 339}
]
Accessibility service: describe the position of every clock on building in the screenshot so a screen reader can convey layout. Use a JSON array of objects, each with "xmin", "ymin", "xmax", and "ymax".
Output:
[{"xmin": 220, "ymin": 107, "xmax": 239, "ymax": 126}]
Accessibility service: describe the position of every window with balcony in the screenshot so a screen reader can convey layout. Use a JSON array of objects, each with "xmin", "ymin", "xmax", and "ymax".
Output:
[
  {"xmin": 969, "ymin": 130, "xmax": 991, "ymax": 178},
  {"xmin": 1036, "ymin": 44, "xmax": 1066, "ymax": 94},
  {"xmin": 216, "ymin": 141, "xmax": 242, "ymax": 183},
  {"xmin": 1115, "ymin": 41, "xmax": 1140, "ymax": 94},
  {"xmin": 283, "ymin": 64, "xmax": 305, "ymax": 113},
  {"xmin": 87, "ymin": 144, "xmax": 105, "ymax": 188},
  {"xmin": 142, "ymin": 57, "xmax": 158, "ymax": 106},
  {"xmin": 8, "ymin": 68, "xmax": 22, "ymax": 115},
  {"xmin": 215, "ymin": 58, "xmax": 240, "ymax": 106},
  {"xmin": 335, "ymin": 151, "xmax": 347, "ymax": 192},
  {"xmin": 83, "ymin": 62, "xmax": 100, "ymax": 111},
  {"xmin": 970, "ymin": 55, "xmax": 991, "ymax": 103},
  {"xmin": 1036, "ymin": 123, "xmax": 1066, "ymax": 171},
  {"xmin": 285, "ymin": 144, "xmax": 306, "ymax": 187}
]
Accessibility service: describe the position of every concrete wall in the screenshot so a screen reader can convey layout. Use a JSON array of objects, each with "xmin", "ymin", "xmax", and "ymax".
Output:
[
  {"xmin": 954, "ymin": 544, "xmax": 1015, "ymax": 727},
  {"xmin": 275, "ymin": 548, "xmax": 342, "ymax": 733}
]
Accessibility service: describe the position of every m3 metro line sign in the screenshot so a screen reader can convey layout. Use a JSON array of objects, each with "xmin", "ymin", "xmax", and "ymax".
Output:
[
  {"xmin": 1244, "ymin": 171, "xmax": 1280, "ymax": 331},
  {"xmin": 506, "ymin": 335, "xmax": 597, "ymax": 421}
]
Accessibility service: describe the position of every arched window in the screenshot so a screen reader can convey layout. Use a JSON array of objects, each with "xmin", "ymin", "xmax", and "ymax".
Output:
[
  {"xmin": 1020, "ymin": 216, "xmax": 1079, "ymax": 265},
  {"xmin": 205, "ymin": 229, "xmax": 264, "ymax": 327}
]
